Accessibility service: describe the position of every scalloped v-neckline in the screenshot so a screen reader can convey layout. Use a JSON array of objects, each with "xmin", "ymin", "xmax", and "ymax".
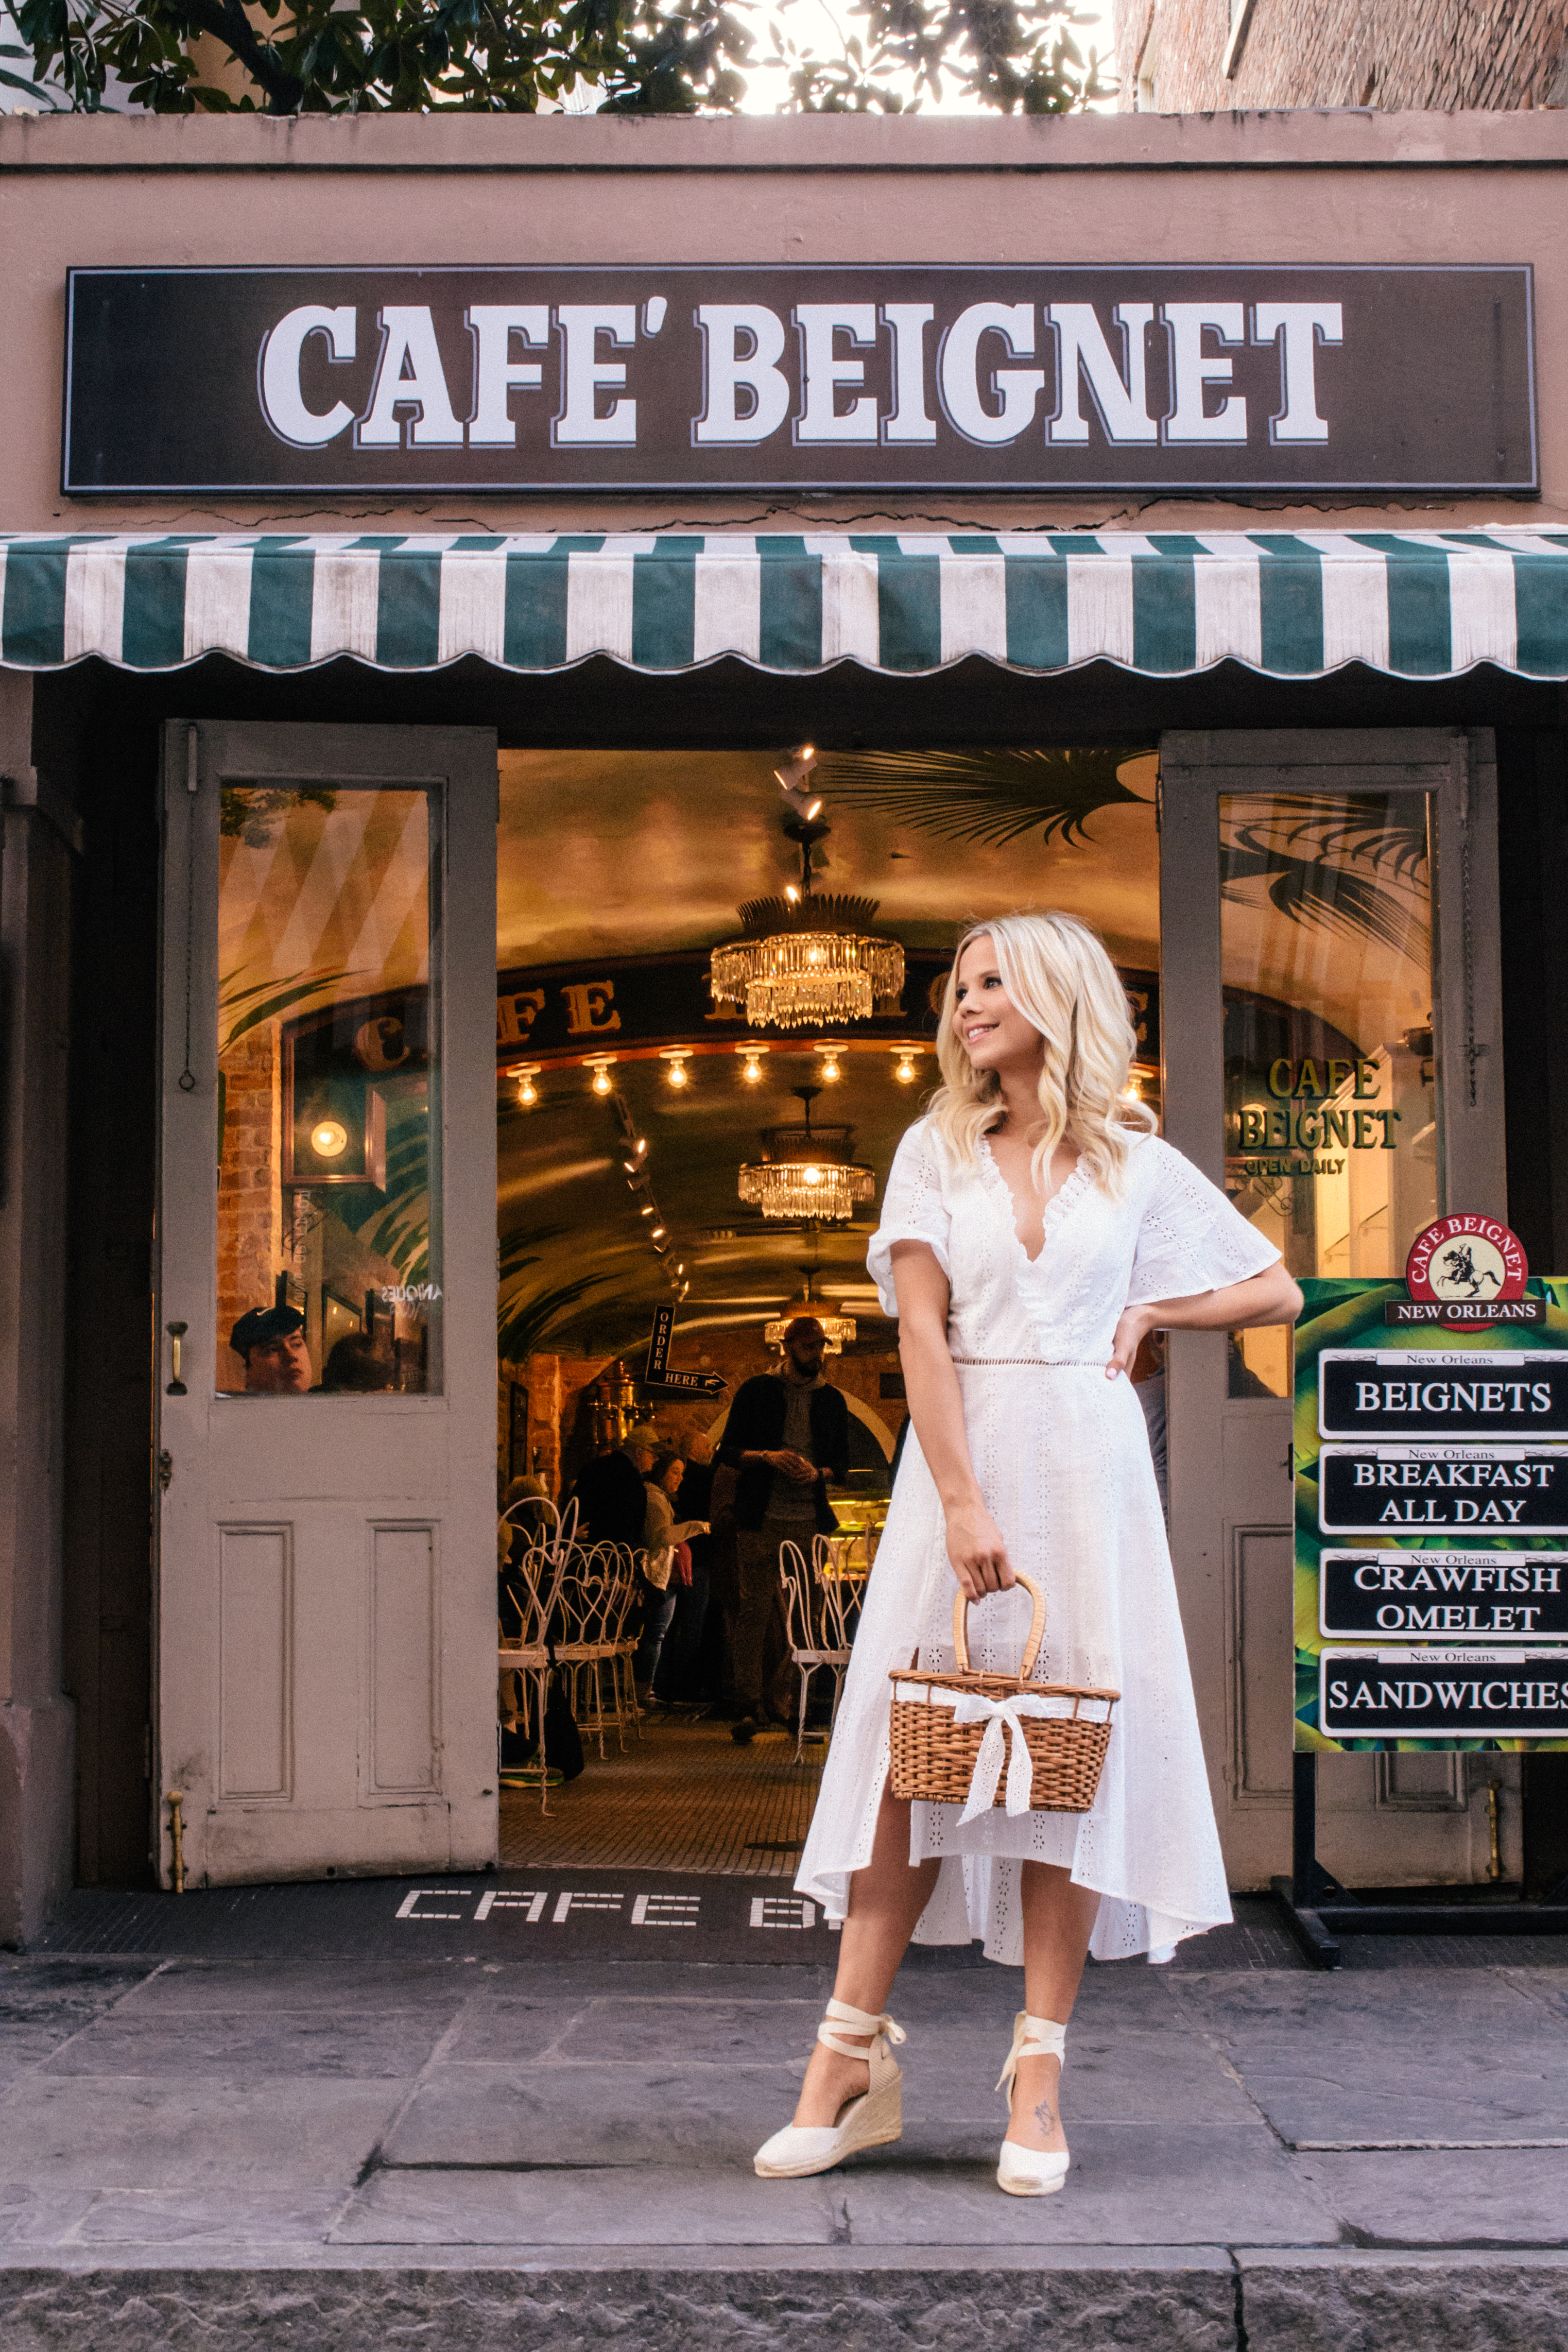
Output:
[{"xmin": 977, "ymin": 1135, "xmax": 1090, "ymax": 1268}]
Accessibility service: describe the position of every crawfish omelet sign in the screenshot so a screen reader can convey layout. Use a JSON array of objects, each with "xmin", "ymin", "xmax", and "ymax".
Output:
[{"xmin": 1295, "ymin": 1246, "xmax": 1568, "ymax": 1755}]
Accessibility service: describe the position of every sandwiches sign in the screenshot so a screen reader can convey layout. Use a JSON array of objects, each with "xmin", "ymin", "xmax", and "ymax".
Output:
[{"xmin": 61, "ymin": 263, "xmax": 1536, "ymax": 496}]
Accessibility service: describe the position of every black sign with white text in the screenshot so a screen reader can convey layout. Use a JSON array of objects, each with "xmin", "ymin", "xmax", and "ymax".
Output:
[
  {"xmin": 1318, "ymin": 1352, "xmax": 1568, "ymax": 1442},
  {"xmin": 61, "ymin": 264, "xmax": 1537, "ymax": 495},
  {"xmin": 1320, "ymin": 1650, "xmax": 1568, "ymax": 1739},
  {"xmin": 642, "ymin": 1304, "xmax": 726, "ymax": 1399},
  {"xmin": 1318, "ymin": 1446, "xmax": 1568, "ymax": 1535},
  {"xmin": 1318, "ymin": 1549, "xmax": 1568, "ymax": 1640}
]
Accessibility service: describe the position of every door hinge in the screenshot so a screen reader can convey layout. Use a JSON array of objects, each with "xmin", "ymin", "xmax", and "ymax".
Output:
[{"xmin": 157, "ymin": 1448, "xmax": 174, "ymax": 1492}]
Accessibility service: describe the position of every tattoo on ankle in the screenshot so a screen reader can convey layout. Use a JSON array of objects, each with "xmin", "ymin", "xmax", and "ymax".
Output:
[{"xmin": 1032, "ymin": 2099, "xmax": 1057, "ymax": 2135}]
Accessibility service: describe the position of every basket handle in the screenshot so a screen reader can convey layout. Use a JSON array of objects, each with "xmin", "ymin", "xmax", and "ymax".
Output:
[{"xmin": 951, "ymin": 1570, "xmax": 1046, "ymax": 1679}]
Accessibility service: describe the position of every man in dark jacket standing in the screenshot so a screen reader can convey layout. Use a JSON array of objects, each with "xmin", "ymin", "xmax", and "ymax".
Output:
[
  {"xmin": 571, "ymin": 1422, "xmax": 658, "ymax": 1545},
  {"xmin": 718, "ymin": 1317, "xmax": 851, "ymax": 1743}
]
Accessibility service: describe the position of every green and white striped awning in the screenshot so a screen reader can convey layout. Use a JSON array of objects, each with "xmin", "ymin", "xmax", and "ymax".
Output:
[{"xmin": 4, "ymin": 528, "xmax": 1568, "ymax": 678}]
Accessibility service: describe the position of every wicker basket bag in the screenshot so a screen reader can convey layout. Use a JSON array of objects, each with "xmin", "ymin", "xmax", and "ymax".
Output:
[{"xmin": 887, "ymin": 1573, "xmax": 1118, "ymax": 1819}]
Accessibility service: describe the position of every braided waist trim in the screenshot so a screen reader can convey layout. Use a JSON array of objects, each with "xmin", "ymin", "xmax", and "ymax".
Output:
[{"xmin": 949, "ymin": 1357, "xmax": 1102, "ymax": 1367}]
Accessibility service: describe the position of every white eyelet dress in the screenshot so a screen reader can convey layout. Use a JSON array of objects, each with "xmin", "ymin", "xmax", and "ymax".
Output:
[{"xmin": 795, "ymin": 1119, "xmax": 1282, "ymax": 1966}]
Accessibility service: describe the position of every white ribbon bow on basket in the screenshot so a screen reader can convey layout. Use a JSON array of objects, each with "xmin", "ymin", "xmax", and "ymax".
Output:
[{"xmin": 951, "ymin": 1691, "xmax": 1058, "ymax": 1824}]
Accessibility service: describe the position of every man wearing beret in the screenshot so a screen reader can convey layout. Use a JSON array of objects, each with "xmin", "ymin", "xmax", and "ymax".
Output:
[{"xmin": 231, "ymin": 1304, "xmax": 314, "ymax": 1394}]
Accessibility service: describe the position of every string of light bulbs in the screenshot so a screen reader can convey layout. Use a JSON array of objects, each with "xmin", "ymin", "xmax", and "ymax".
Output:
[
  {"xmin": 610, "ymin": 1090, "xmax": 687, "ymax": 1298},
  {"xmin": 509, "ymin": 1039, "xmax": 924, "ymax": 1103}
]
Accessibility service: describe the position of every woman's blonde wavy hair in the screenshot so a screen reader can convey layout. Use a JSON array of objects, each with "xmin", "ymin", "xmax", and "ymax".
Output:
[{"xmin": 927, "ymin": 911, "xmax": 1155, "ymax": 1199}]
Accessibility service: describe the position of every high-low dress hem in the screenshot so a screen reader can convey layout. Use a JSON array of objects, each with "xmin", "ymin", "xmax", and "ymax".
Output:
[{"xmin": 792, "ymin": 1121, "xmax": 1280, "ymax": 1968}]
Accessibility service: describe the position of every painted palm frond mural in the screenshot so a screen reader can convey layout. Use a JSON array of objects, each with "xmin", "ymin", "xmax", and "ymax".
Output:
[
  {"xmin": 814, "ymin": 745, "xmax": 1154, "ymax": 849},
  {"xmin": 494, "ymin": 1102, "xmax": 612, "ymax": 1355},
  {"xmin": 497, "ymin": 1221, "xmax": 611, "ymax": 1361},
  {"xmin": 219, "ymin": 962, "xmax": 361, "ymax": 1055},
  {"xmin": 816, "ymin": 752, "xmax": 1427, "ymax": 959},
  {"xmin": 351, "ymin": 1103, "xmax": 439, "ymax": 1285},
  {"xmin": 498, "ymin": 1273, "xmax": 612, "ymax": 1365},
  {"xmin": 1219, "ymin": 796, "xmax": 1431, "ymax": 961}
]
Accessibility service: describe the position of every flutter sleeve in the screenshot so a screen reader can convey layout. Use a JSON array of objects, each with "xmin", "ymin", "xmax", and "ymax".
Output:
[
  {"xmin": 1127, "ymin": 1137, "xmax": 1282, "ymax": 1306},
  {"xmin": 866, "ymin": 1119, "xmax": 953, "ymax": 1316}
]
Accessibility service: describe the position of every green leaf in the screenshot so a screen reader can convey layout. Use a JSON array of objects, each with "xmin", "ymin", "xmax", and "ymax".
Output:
[{"xmin": 20, "ymin": 0, "xmax": 1111, "ymax": 115}]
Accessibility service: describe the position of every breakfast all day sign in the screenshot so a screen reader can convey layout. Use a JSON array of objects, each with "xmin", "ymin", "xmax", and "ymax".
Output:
[{"xmin": 1295, "ymin": 1218, "xmax": 1568, "ymax": 1755}]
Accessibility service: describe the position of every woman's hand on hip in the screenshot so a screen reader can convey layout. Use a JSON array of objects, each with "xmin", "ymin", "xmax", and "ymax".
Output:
[
  {"xmin": 1106, "ymin": 1302, "xmax": 1155, "ymax": 1380},
  {"xmin": 944, "ymin": 1500, "xmax": 1014, "ymax": 1600}
]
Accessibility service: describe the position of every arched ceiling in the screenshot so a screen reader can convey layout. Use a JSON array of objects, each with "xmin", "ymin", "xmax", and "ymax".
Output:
[{"xmin": 495, "ymin": 745, "xmax": 1160, "ymax": 1366}]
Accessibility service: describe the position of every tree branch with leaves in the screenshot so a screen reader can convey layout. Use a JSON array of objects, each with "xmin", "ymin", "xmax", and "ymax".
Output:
[{"xmin": 12, "ymin": 0, "xmax": 1108, "ymax": 115}]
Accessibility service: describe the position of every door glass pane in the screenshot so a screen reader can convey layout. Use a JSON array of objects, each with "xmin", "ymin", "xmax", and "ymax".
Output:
[
  {"xmin": 1220, "ymin": 791, "xmax": 1438, "ymax": 1396},
  {"xmin": 215, "ymin": 785, "xmax": 442, "ymax": 1396}
]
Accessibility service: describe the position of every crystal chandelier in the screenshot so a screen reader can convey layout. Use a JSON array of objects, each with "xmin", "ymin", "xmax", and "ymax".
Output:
[
  {"xmin": 710, "ymin": 747, "xmax": 904, "ymax": 1031},
  {"xmin": 738, "ymin": 1088, "xmax": 876, "ymax": 1225},
  {"xmin": 712, "ymin": 895, "xmax": 904, "ymax": 1031},
  {"xmin": 765, "ymin": 1273, "xmax": 856, "ymax": 1354}
]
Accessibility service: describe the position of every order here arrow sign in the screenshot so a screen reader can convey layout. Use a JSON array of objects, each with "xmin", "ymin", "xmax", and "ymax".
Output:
[{"xmin": 643, "ymin": 1305, "xmax": 727, "ymax": 1398}]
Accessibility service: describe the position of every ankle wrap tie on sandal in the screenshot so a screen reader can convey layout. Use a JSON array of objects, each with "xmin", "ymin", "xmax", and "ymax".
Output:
[
  {"xmin": 995, "ymin": 2012, "xmax": 1066, "ymax": 2097},
  {"xmin": 753, "ymin": 1999, "xmax": 907, "ymax": 2179},
  {"xmin": 816, "ymin": 1997, "xmax": 907, "ymax": 2061}
]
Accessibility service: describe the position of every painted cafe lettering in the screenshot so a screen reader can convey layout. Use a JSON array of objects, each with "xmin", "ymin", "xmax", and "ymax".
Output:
[
  {"xmin": 62, "ymin": 264, "xmax": 1536, "ymax": 494},
  {"xmin": 1234, "ymin": 1054, "xmax": 1398, "ymax": 1179},
  {"xmin": 491, "ymin": 946, "xmax": 983, "ymax": 1061}
]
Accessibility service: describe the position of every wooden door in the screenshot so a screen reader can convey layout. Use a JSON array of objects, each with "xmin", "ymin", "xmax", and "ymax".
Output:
[
  {"xmin": 156, "ymin": 722, "xmax": 498, "ymax": 1886},
  {"xmin": 1159, "ymin": 728, "xmax": 1514, "ymax": 1890}
]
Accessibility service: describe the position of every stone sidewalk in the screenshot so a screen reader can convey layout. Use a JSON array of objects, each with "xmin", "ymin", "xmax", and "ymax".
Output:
[{"xmin": 2, "ymin": 1901, "xmax": 1568, "ymax": 2348}]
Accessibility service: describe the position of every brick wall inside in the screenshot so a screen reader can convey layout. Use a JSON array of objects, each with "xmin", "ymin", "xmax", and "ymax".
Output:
[
  {"xmin": 1114, "ymin": 0, "xmax": 1568, "ymax": 114},
  {"xmin": 216, "ymin": 1025, "xmax": 282, "ymax": 1392},
  {"xmin": 514, "ymin": 1328, "xmax": 906, "ymax": 1504}
]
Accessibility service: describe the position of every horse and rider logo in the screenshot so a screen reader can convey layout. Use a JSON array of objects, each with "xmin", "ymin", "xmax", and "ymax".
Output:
[{"xmin": 1405, "ymin": 1214, "xmax": 1528, "ymax": 1305}]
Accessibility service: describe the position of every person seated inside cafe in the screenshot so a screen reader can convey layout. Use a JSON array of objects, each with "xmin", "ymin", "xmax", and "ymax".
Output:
[{"xmin": 230, "ymin": 1303, "xmax": 313, "ymax": 1394}]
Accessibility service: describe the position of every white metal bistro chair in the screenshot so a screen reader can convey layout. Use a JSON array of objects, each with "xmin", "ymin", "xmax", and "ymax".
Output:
[
  {"xmin": 777, "ymin": 1537, "xmax": 857, "ymax": 1765},
  {"xmin": 575, "ymin": 1541, "xmax": 642, "ymax": 1753},
  {"xmin": 818, "ymin": 1526, "xmax": 873, "ymax": 1606},
  {"xmin": 813, "ymin": 1530, "xmax": 868, "ymax": 1645},
  {"xmin": 497, "ymin": 1539, "xmax": 565, "ymax": 1814},
  {"xmin": 603, "ymin": 1543, "xmax": 645, "ymax": 1746},
  {"xmin": 553, "ymin": 1539, "xmax": 634, "ymax": 1759}
]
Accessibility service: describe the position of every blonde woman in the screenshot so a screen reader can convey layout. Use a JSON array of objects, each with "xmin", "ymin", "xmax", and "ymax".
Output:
[{"xmin": 753, "ymin": 913, "xmax": 1301, "ymax": 2196}]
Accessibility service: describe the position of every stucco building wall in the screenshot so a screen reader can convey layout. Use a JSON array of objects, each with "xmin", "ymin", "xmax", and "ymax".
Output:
[{"xmin": 4, "ymin": 110, "xmax": 1568, "ymax": 538}]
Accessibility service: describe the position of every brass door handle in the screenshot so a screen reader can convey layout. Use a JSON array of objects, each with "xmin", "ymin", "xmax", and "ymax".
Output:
[
  {"xmin": 166, "ymin": 1788, "xmax": 186, "ymax": 1894},
  {"xmin": 166, "ymin": 1322, "xmax": 188, "ymax": 1396}
]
